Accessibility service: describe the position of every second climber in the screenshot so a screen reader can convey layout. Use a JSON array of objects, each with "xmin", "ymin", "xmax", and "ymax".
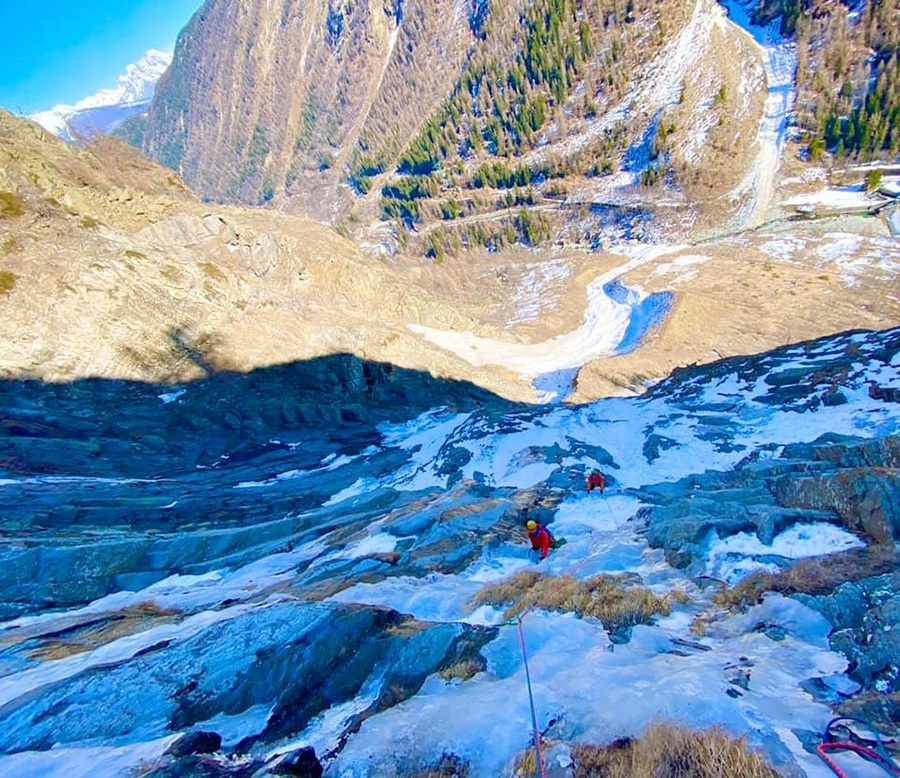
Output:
[{"xmin": 526, "ymin": 519, "xmax": 552, "ymax": 561}]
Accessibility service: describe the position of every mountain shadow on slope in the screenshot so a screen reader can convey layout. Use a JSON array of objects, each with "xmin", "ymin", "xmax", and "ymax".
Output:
[{"xmin": 0, "ymin": 351, "xmax": 523, "ymax": 482}]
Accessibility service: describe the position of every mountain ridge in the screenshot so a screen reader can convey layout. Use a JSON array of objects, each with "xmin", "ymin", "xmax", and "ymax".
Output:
[
  {"xmin": 2, "ymin": 108, "xmax": 899, "ymax": 404},
  {"xmin": 28, "ymin": 50, "xmax": 172, "ymax": 143},
  {"xmin": 137, "ymin": 0, "xmax": 900, "ymax": 257}
]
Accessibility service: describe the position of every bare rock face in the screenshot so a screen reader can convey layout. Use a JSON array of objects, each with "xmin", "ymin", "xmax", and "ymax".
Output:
[
  {"xmin": 768, "ymin": 436, "xmax": 900, "ymax": 544},
  {"xmin": 135, "ymin": 214, "xmax": 303, "ymax": 279},
  {"xmin": 771, "ymin": 469, "xmax": 900, "ymax": 544}
]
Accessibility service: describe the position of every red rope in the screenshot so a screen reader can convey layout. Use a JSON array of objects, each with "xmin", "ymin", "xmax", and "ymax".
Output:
[
  {"xmin": 517, "ymin": 615, "xmax": 547, "ymax": 778},
  {"xmin": 817, "ymin": 741, "xmax": 900, "ymax": 778},
  {"xmin": 816, "ymin": 743, "xmax": 850, "ymax": 778}
]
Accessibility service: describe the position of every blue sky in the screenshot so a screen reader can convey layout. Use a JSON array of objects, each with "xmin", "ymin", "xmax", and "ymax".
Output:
[{"xmin": 1, "ymin": 0, "xmax": 204, "ymax": 114}]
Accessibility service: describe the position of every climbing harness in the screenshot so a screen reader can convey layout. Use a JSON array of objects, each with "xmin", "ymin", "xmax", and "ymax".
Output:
[{"xmin": 816, "ymin": 717, "xmax": 900, "ymax": 778}]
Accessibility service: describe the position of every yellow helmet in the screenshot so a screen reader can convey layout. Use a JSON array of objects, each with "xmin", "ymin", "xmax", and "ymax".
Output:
[{"xmin": 526, "ymin": 520, "xmax": 537, "ymax": 530}]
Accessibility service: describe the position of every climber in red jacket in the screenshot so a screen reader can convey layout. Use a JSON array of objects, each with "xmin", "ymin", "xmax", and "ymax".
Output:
[
  {"xmin": 526, "ymin": 520, "xmax": 551, "ymax": 560},
  {"xmin": 586, "ymin": 469, "xmax": 605, "ymax": 493}
]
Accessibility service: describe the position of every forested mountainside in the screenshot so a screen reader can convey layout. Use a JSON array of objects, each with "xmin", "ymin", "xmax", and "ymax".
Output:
[
  {"xmin": 138, "ymin": 0, "xmax": 899, "ymax": 251},
  {"xmin": 757, "ymin": 0, "xmax": 900, "ymax": 161},
  {"xmin": 140, "ymin": 0, "xmax": 478, "ymax": 219},
  {"xmin": 140, "ymin": 0, "xmax": 761, "ymax": 232}
]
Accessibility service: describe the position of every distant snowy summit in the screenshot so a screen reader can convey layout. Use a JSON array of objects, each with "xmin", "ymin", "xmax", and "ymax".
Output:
[{"xmin": 28, "ymin": 49, "xmax": 172, "ymax": 142}]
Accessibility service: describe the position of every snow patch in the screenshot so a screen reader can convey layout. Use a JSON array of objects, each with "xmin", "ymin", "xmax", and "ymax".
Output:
[
  {"xmin": 706, "ymin": 523, "xmax": 866, "ymax": 584},
  {"xmin": 0, "ymin": 735, "xmax": 180, "ymax": 778},
  {"xmin": 723, "ymin": 0, "xmax": 797, "ymax": 227},
  {"xmin": 408, "ymin": 247, "xmax": 684, "ymax": 385}
]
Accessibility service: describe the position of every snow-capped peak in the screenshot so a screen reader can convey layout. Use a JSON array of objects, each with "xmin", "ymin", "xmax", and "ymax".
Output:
[
  {"xmin": 28, "ymin": 49, "xmax": 172, "ymax": 140},
  {"xmin": 75, "ymin": 49, "xmax": 171, "ymax": 110}
]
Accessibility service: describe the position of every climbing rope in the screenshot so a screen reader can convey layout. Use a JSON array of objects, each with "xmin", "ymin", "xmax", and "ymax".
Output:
[
  {"xmin": 816, "ymin": 717, "xmax": 900, "ymax": 778},
  {"xmin": 600, "ymin": 490, "xmax": 618, "ymax": 525},
  {"xmin": 502, "ymin": 477, "xmax": 621, "ymax": 777},
  {"xmin": 510, "ymin": 509, "xmax": 613, "ymax": 778},
  {"xmin": 516, "ymin": 612, "xmax": 547, "ymax": 778}
]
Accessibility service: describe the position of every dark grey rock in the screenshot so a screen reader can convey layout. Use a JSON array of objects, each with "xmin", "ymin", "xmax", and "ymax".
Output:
[
  {"xmin": 804, "ymin": 572, "xmax": 900, "ymax": 694},
  {"xmin": 165, "ymin": 730, "xmax": 222, "ymax": 757},
  {"xmin": 273, "ymin": 746, "xmax": 323, "ymax": 776}
]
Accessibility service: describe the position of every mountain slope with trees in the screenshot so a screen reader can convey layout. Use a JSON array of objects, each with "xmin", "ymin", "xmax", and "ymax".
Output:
[
  {"xmin": 141, "ymin": 0, "xmax": 771, "ymax": 243},
  {"xmin": 759, "ymin": 0, "xmax": 900, "ymax": 161}
]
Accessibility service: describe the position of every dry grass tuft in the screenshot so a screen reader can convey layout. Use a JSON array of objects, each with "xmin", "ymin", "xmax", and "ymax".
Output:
[
  {"xmin": 386, "ymin": 618, "xmax": 432, "ymax": 638},
  {"xmin": 1, "ymin": 237, "xmax": 21, "ymax": 254},
  {"xmin": 0, "ymin": 269, "xmax": 18, "ymax": 295},
  {"xmin": 473, "ymin": 570, "xmax": 543, "ymax": 609},
  {"xmin": 472, "ymin": 571, "xmax": 685, "ymax": 634},
  {"xmin": 714, "ymin": 545, "xmax": 898, "ymax": 611},
  {"xmin": 26, "ymin": 600, "xmax": 181, "ymax": 661},
  {"xmin": 438, "ymin": 657, "xmax": 485, "ymax": 682},
  {"xmin": 0, "ymin": 192, "xmax": 25, "ymax": 218},
  {"xmin": 130, "ymin": 600, "xmax": 178, "ymax": 618},
  {"xmin": 513, "ymin": 746, "xmax": 538, "ymax": 776},
  {"xmin": 571, "ymin": 723, "xmax": 781, "ymax": 778}
]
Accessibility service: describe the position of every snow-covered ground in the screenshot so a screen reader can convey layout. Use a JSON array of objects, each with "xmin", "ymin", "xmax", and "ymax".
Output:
[
  {"xmin": 27, "ymin": 50, "xmax": 171, "ymax": 141},
  {"xmin": 757, "ymin": 231, "xmax": 900, "ymax": 287},
  {"xmin": 783, "ymin": 184, "xmax": 877, "ymax": 211}
]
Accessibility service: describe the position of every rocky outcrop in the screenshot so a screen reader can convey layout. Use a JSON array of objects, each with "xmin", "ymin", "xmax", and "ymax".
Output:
[
  {"xmin": 786, "ymin": 568, "xmax": 900, "ymax": 736},
  {"xmin": 135, "ymin": 214, "xmax": 305, "ymax": 280},
  {"xmin": 799, "ymin": 571, "xmax": 900, "ymax": 698},
  {"xmin": 635, "ymin": 328, "xmax": 900, "ymax": 567},
  {"xmin": 772, "ymin": 436, "xmax": 900, "ymax": 543},
  {"xmin": 1, "ymin": 325, "xmax": 899, "ymax": 775},
  {"xmin": 634, "ymin": 423, "xmax": 900, "ymax": 729},
  {"xmin": 0, "ymin": 354, "xmax": 502, "ymax": 478},
  {"xmin": 0, "ymin": 600, "xmax": 495, "ymax": 765},
  {"xmin": 637, "ymin": 427, "xmax": 900, "ymax": 568}
]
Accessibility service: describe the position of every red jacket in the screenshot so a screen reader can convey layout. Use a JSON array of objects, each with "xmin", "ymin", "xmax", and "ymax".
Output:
[
  {"xmin": 528, "ymin": 525, "xmax": 551, "ymax": 559},
  {"xmin": 587, "ymin": 471, "xmax": 605, "ymax": 492}
]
